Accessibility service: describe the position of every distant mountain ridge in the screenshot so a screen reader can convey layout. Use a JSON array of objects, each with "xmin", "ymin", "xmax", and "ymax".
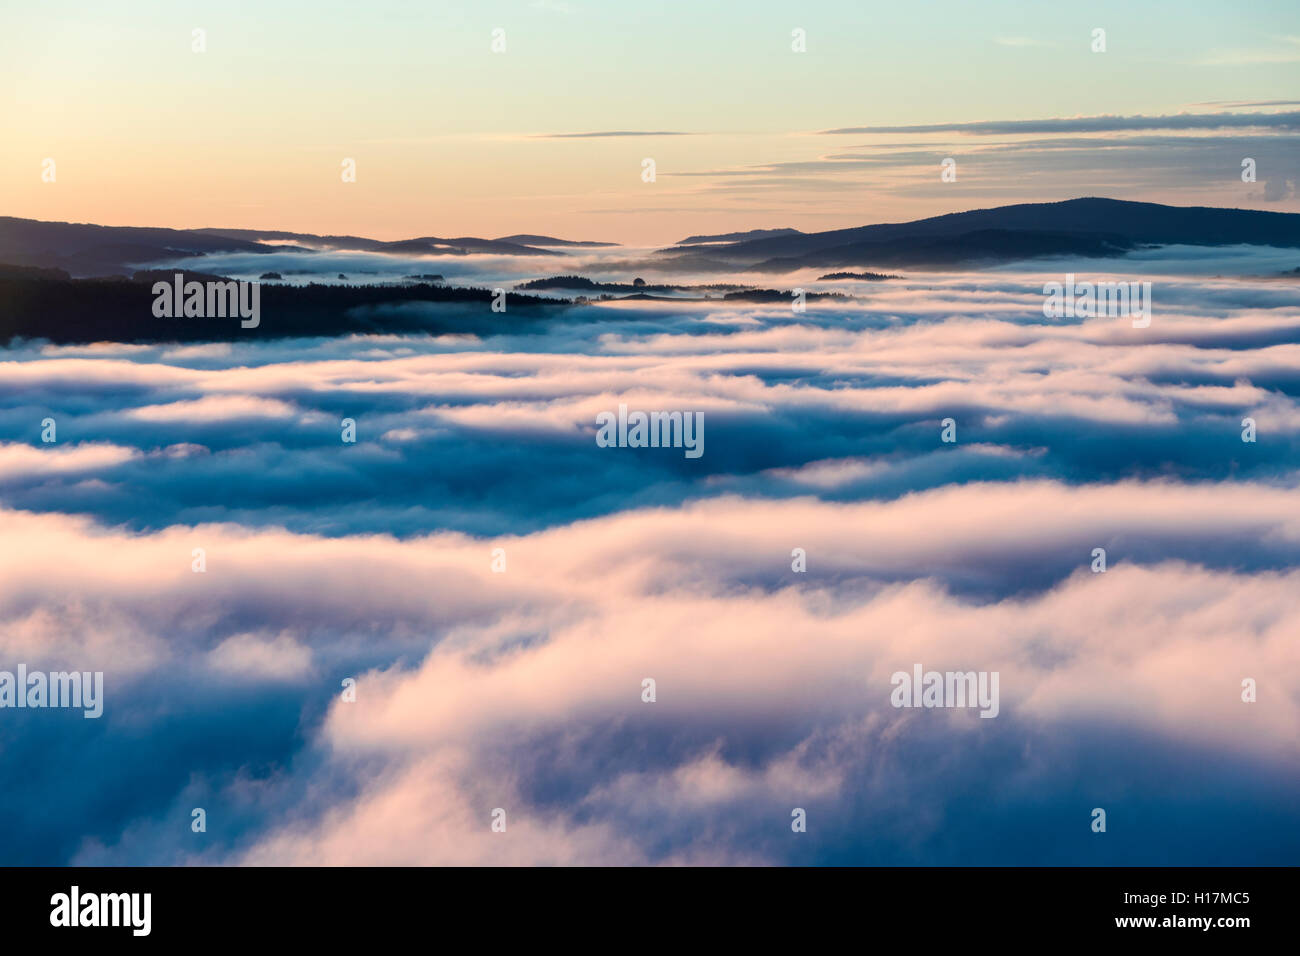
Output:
[
  {"xmin": 5, "ymin": 199, "xmax": 1298, "ymax": 278},
  {"xmin": 0, "ymin": 217, "xmax": 617, "ymax": 276},
  {"xmin": 655, "ymin": 198, "xmax": 1300, "ymax": 271},
  {"xmin": 495, "ymin": 234, "xmax": 619, "ymax": 247},
  {"xmin": 192, "ymin": 226, "xmax": 559, "ymax": 257},
  {"xmin": 675, "ymin": 228, "xmax": 803, "ymax": 246}
]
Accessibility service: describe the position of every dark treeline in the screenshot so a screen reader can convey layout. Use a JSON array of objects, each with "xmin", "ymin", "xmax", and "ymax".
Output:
[
  {"xmin": 515, "ymin": 275, "xmax": 750, "ymax": 294},
  {"xmin": 819, "ymin": 271, "xmax": 901, "ymax": 281},
  {"xmin": 721, "ymin": 289, "xmax": 856, "ymax": 303},
  {"xmin": 0, "ymin": 275, "xmax": 573, "ymax": 344}
]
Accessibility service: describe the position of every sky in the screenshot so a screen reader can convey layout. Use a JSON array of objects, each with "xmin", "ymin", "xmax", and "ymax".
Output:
[{"xmin": 2, "ymin": 0, "xmax": 1299, "ymax": 243}]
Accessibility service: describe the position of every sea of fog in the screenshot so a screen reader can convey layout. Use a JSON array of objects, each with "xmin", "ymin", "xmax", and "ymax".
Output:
[{"xmin": 1, "ymin": 266, "xmax": 1298, "ymax": 864}]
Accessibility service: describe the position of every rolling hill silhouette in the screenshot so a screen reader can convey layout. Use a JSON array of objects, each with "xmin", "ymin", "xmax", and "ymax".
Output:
[
  {"xmin": 655, "ymin": 198, "xmax": 1300, "ymax": 271},
  {"xmin": 0, "ymin": 217, "xmax": 616, "ymax": 276},
  {"xmin": 7, "ymin": 199, "xmax": 1297, "ymax": 278}
]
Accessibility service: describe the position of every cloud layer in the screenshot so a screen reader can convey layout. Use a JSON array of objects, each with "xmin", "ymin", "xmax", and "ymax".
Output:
[{"xmin": 1, "ymin": 267, "xmax": 1298, "ymax": 864}]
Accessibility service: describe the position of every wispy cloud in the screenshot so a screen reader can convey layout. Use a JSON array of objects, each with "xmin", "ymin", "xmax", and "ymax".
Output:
[
  {"xmin": 532, "ymin": 130, "xmax": 695, "ymax": 139},
  {"xmin": 1188, "ymin": 99, "xmax": 1300, "ymax": 109},
  {"xmin": 819, "ymin": 111, "xmax": 1300, "ymax": 136}
]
